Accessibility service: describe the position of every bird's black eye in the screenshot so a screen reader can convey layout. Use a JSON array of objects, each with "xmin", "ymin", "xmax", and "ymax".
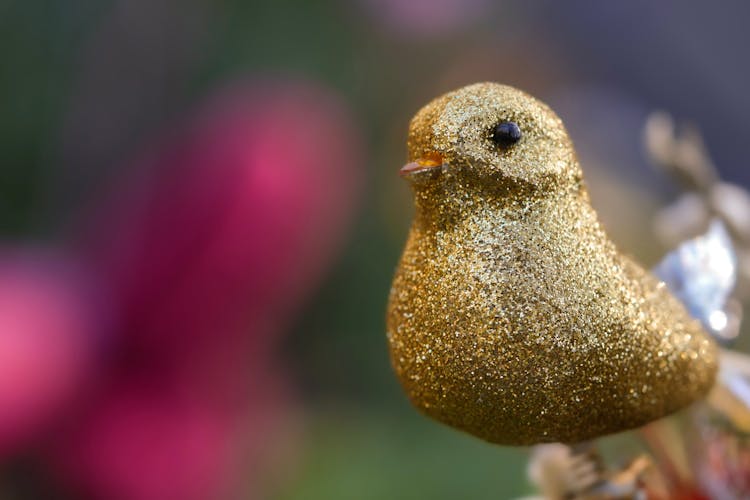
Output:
[{"xmin": 491, "ymin": 121, "xmax": 522, "ymax": 147}]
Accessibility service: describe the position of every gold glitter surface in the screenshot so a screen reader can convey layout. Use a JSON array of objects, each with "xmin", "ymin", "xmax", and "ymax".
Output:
[{"xmin": 386, "ymin": 83, "xmax": 718, "ymax": 446}]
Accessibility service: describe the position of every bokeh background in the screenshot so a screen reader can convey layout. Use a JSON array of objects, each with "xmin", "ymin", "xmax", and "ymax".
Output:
[{"xmin": 2, "ymin": 1, "xmax": 750, "ymax": 498}]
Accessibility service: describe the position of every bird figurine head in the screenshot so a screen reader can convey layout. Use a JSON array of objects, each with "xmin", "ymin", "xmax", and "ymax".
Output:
[
  {"xmin": 402, "ymin": 83, "xmax": 576, "ymax": 191},
  {"xmin": 387, "ymin": 82, "xmax": 718, "ymax": 446}
]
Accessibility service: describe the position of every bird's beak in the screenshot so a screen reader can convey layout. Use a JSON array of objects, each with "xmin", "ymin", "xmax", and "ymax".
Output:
[{"xmin": 399, "ymin": 152, "xmax": 444, "ymax": 177}]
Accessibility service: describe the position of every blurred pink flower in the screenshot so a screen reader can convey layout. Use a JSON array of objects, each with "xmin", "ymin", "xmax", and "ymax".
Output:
[
  {"xmin": 53, "ymin": 374, "xmax": 291, "ymax": 500},
  {"xmin": 58, "ymin": 384, "xmax": 235, "ymax": 500},
  {"xmin": 360, "ymin": 0, "xmax": 492, "ymax": 37},
  {"xmin": 80, "ymin": 79, "xmax": 362, "ymax": 354},
  {"xmin": 0, "ymin": 250, "xmax": 104, "ymax": 455},
  {"xmin": 43, "ymin": 78, "xmax": 364, "ymax": 499}
]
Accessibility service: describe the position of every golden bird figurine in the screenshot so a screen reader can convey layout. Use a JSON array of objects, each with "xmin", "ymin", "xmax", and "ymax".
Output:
[{"xmin": 386, "ymin": 82, "xmax": 718, "ymax": 445}]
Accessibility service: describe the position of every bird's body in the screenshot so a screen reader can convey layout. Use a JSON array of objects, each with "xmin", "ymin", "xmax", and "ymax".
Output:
[{"xmin": 387, "ymin": 83, "xmax": 717, "ymax": 445}]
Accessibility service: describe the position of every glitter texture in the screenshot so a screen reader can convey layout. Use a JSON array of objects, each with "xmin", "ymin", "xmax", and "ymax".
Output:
[{"xmin": 386, "ymin": 83, "xmax": 718, "ymax": 446}]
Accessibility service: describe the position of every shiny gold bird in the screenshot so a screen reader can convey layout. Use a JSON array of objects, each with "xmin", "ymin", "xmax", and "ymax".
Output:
[{"xmin": 386, "ymin": 82, "xmax": 718, "ymax": 446}]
